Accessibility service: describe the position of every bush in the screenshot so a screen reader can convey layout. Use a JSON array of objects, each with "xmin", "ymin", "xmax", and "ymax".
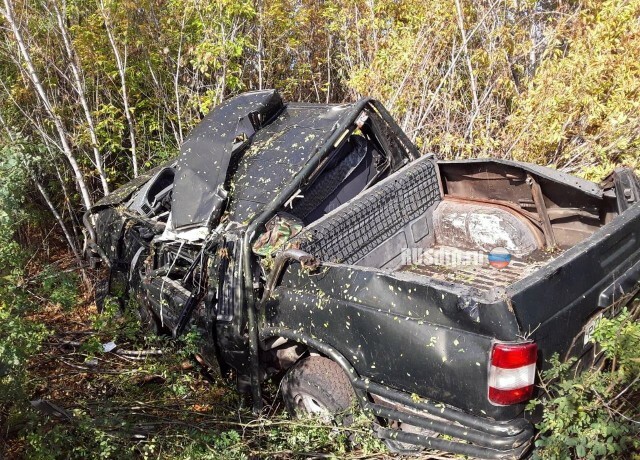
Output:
[
  {"xmin": 38, "ymin": 266, "xmax": 79, "ymax": 311},
  {"xmin": 0, "ymin": 144, "xmax": 40, "ymax": 406},
  {"xmin": 528, "ymin": 303, "xmax": 640, "ymax": 459},
  {"xmin": 0, "ymin": 142, "xmax": 79, "ymax": 432},
  {"xmin": 503, "ymin": 0, "xmax": 640, "ymax": 180},
  {"xmin": 0, "ymin": 307, "xmax": 48, "ymax": 403}
]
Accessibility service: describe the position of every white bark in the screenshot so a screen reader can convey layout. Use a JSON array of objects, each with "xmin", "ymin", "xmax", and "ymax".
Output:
[
  {"xmin": 325, "ymin": 34, "xmax": 331, "ymax": 104},
  {"xmin": 409, "ymin": 0, "xmax": 501, "ymax": 135},
  {"xmin": 1, "ymin": 110, "xmax": 87, "ymax": 279},
  {"xmin": 454, "ymin": 0, "xmax": 480, "ymax": 118},
  {"xmin": 99, "ymin": 0, "xmax": 138, "ymax": 177},
  {"xmin": 52, "ymin": 0, "xmax": 110, "ymax": 196},
  {"xmin": 0, "ymin": 111, "xmax": 11, "ymax": 140},
  {"xmin": 146, "ymin": 62, "xmax": 181, "ymax": 147},
  {"xmin": 174, "ymin": 11, "xmax": 186, "ymax": 145},
  {"xmin": 256, "ymin": 0, "xmax": 264, "ymax": 90},
  {"xmin": 35, "ymin": 178, "xmax": 80, "ymax": 260},
  {"xmin": 34, "ymin": 175, "xmax": 90, "ymax": 286},
  {"xmin": 1, "ymin": 0, "xmax": 93, "ymax": 211}
]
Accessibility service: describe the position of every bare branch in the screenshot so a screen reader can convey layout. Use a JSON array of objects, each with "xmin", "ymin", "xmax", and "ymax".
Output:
[
  {"xmin": 99, "ymin": 0, "xmax": 138, "ymax": 177},
  {"xmin": 51, "ymin": 0, "xmax": 110, "ymax": 196},
  {"xmin": 2, "ymin": 0, "xmax": 93, "ymax": 210}
]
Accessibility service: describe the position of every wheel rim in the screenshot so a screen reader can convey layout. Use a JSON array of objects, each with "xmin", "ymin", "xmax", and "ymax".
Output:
[{"xmin": 293, "ymin": 392, "xmax": 330, "ymax": 420}]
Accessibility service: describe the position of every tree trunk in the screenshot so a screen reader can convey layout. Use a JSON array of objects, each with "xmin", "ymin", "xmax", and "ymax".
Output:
[
  {"xmin": 99, "ymin": 0, "xmax": 139, "ymax": 177},
  {"xmin": 1, "ymin": 0, "xmax": 93, "ymax": 211},
  {"xmin": 454, "ymin": 0, "xmax": 479, "ymax": 138},
  {"xmin": 52, "ymin": 0, "xmax": 110, "ymax": 196},
  {"xmin": 33, "ymin": 176, "xmax": 89, "ymax": 287},
  {"xmin": 174, "ymin": 10, "xmax": 187, "ymax": 145},
  {"xmin": 1, "ymin": 90, "xmax": 88, "ymax": 282}
]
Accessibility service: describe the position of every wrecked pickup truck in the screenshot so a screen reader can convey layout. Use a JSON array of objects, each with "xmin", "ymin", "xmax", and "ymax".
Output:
[{"xmin": 84, "ymin": 90, "xmax": 640, "ymax": 459}]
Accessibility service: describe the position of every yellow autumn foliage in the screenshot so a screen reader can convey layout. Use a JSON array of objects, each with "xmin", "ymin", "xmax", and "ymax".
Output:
[{"xmin": 502, "ymin": 0, "xmax": 640, "ymax": 179}]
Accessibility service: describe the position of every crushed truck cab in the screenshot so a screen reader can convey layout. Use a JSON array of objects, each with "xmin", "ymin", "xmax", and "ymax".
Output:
[{"xmin": 85, "ymin": 90, "xmax": 640, "ymax": 459}]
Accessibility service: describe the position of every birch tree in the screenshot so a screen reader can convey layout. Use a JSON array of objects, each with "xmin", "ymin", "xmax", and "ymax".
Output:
[
  {"xmin": 0, "ymin": 110, "xmax": 86, "ymax": 282},
  {"xmin": 51, "ymin": 0, "xmax": 110, "ymax": 196},
  {"xmin": 99, "ymin": 0, "xmax": 139, "ymax": 177},
  {"xmin": 0, "ymin": 0, "xmax": 93, "ymax": 211}
]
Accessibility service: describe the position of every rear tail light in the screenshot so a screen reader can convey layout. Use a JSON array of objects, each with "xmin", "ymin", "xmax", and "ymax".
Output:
[{"xmin": 488, "ymin": 342, "xmax": 537, "ymax": 405}]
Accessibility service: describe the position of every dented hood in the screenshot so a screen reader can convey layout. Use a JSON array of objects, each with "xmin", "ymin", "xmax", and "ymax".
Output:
[{"xmin": 170, "ymin": 90, "xmax": 283, "ymax": 230}]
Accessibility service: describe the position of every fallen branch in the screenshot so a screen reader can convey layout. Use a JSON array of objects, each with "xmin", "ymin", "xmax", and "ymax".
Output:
[{"xmin": 116, "ymin": 349, "xmax": 164, "ymax": 358}]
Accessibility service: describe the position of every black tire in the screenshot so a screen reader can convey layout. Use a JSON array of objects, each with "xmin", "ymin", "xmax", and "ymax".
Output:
[{"xmin": 281, "ymin": 356, "xmax": 355, "ymax": 420}]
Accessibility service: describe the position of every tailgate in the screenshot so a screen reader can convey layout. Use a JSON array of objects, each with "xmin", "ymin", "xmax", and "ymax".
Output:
[{"xmin": 507, "ymin": 201, "xmax": 640, "ymax": 367}]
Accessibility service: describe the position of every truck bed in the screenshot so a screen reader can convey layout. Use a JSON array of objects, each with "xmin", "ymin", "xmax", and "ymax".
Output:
[{"xmin": 399, "ymin": 245, "xmax": 561, "ymax": 293}]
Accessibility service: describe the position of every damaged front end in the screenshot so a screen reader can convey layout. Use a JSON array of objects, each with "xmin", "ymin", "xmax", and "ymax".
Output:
[{"xmin": 84, "ymin": 90, "xmax": 284, "ymax": 337}]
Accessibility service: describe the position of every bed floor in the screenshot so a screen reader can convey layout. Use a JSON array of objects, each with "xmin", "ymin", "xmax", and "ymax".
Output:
[{"xmin": 398, "ymin": 245, "xmax": 561, "ymax": 293}]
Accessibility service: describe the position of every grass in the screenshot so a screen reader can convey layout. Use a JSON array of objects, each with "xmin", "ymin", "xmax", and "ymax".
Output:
[
  {"xmin": 4, "ymin": 266, "xmax": 638, "ymax": 459},
  {"xmin": 1, "ymin": 292, "xmax": 456, "ymax": 459}
]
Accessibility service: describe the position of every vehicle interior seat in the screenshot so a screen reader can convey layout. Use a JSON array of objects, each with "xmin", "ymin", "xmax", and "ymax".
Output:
[{"xmin": 290, "ymin": 135, "xmax": 388, "ymax": 224}]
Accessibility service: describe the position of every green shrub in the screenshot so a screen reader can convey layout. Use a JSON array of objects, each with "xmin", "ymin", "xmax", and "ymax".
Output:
[
  {"xmin": 38, "ymin": 266, "xmax": 79, "ymax": 311},
  {"xmin": 528, "ymin": 305, "xmax": 640, "ymax": 459},
  {"xmin": 0, "ymin": 143, "xmax": 43, "ymax": 406},
  {"xmin": 0, "ymin": 306, "xmax": 48, "ymax": 403},
  {"xmin": 25, "ymin": 410, "xmax": 128, "ymax": 460},
  {"xmin": 0, "ymin": 142, "xmax": 81, "ymax": 426},
  {"xmin": 503, "ymin": 0, "xmax": 640, "ymax": 180}
]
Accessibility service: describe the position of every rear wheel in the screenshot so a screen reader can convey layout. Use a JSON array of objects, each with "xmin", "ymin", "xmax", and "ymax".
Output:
[{"xmin": 281, "ymin": 356, "xmax": 355, "ymax": 421}]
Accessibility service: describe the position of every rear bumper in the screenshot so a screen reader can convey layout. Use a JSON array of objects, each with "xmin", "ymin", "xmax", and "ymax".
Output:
[
  {"xmin": 260, "ymin": 328, "xmax": 533, "ymax": 459},
  {"xmin": 355, "ymin": 380, "xmax": 533, "ymax": 459}
]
